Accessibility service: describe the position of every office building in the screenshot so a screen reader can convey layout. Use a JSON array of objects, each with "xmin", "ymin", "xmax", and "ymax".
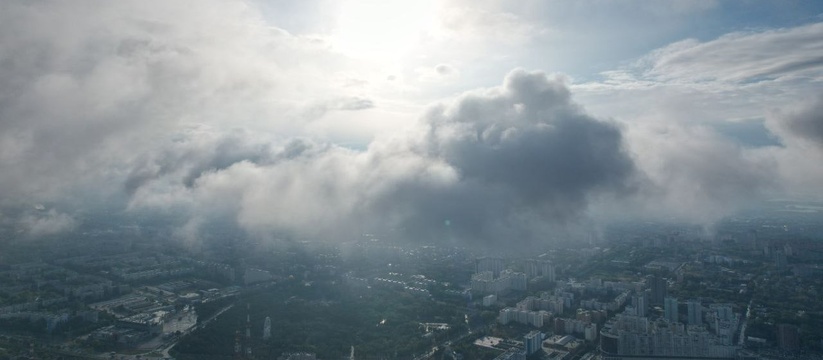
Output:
[
  {"xmin": 647, "ymin": 275, "xmax": 667, "ymax": 305},
  {"xmin": 476, "ymin": 257, "xmax": 505, "ymax": 277},
  {"xmin": 633, "ymin": 293, "xmax": 647, "ymax": 318},
  {"xmin": 777, "ymin": 324, "xmax": 800, "ymax": 351},
  {"xmin": 600, "ymin": 314, "xmax": 739, "ymax": 358},
  {"xmin": 686, "ymin": 300, "xmax": 701, "ymax": 325},
  {"xmin": 664, "ymin": 296, "xmax": 678, "ymax": 323},
  {"xmin": 525, "ymin": 259, "xmax": 556, "ymax": 281},
  {"xmin": 524, "ymin": 331, "xmax": 542, "ymax": 355}
]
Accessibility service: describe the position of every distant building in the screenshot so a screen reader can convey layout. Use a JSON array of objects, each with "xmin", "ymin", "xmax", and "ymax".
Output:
[
  {"xmin": 584, "ymin": 324, "xmax": 598, "ymax": 342},
  {"xmin": 748, "ymin": 230, "xmax": 758, "ymax": 250},
  {"xmin": 525, "ymin": 259, "xmax": 556, "ymax": 281},
  {"xmin": 116, "ymin": 313, "xmax": 163, "ymax": 335},
  {"xmin": 503, "ymin": 269, "xmax": 528, "ymax": 291},
  {"xmin": 777, "ymin": 324, "xmax": 800, "ymax": 351},
  {"xmin": 712, "ymin": 304, "xmax": 733, "ymax": 321},
  {"xmin": 498, "ymin": 307, "xmax": 548, "ymax": 328},
  {"xmin": 483, "ymin": 294, "xmax": 497, "ymax": 307},
  {"xmin": 244, "ymin": 268, "xmax": 272, "ymax": 285},
  {"xmin": 647, "ymin": 274, "xmax": 667, "ymax": 305},
  {"xmin": 600, "ymin": 314, "xmax": 739, "ymax": 358},
  {"xmin": 476, "ymin": 257, "xmax": 505, "ymax": 277},
  {"xmin": 263, "ymin": 317, "xmax": 271, "ymax": 340},
  {"xmin": 774, "ymin": 251, "xmax": 788, "ymax": 270},
  {"xmin": 686, "ymin": 300, "xmax": 702, "ymax": 325},
  {"xmin": 471, "ymin": 269, "xmax": 527, "ymax": 295},
  {"xmin": 494, "ymin": 348, "xmax": 526, "ymax": 360},
  {"xmin": 664, "ymin": 297, "xmax": 678, "ymax": 323},
  {"xmin": 524, "ymin": 331, "xmax": 542, "ymax": 355},
  {"xmin": 279, "ymin": 353, "xmax": 317, "ymax": 360},
  {"xmin": 633, "ymin": 293, "xmax": 647, "ymax": 318}
]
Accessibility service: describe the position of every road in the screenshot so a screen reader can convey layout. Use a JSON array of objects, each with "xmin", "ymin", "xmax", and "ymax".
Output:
[{"xmin": 738, "ymin": 299, "xmax": 753, "ymax": 347}]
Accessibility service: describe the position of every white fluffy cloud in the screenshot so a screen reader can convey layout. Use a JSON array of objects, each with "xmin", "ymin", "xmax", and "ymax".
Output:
[{"xmin": 0, "ymin": 0, "xmax": 371, "ymax": 204}]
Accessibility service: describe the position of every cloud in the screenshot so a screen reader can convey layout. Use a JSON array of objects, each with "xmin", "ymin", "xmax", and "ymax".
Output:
[
  {"xmin": 379, "ymin": 69, "xmax": 637, "ymax": 246},
  {"xmin": 771, "ymin": 96, "xmax": 823, "ymax": 147},
  {"xmin": 419, "ymin": 69, "xmax": 635, "ymax": 213},
  {"xmin": 0, "ymin": 0, "xmax": 361, "ymax": 208},
  {"xmin": 570, "ymin": 22, "xmax": 823, "ymax": 219},
  {"xmin": 3, "ymin": 0, "xmax": 822, "ymax": 248},
  {"xmin": 437, "ymin": 6, "xmax": 549, "ymax": 44},
  {"xmin": 415, "ymin": 64, "xmax": 460, "ymax": 83},
  {"xmin": 615, "ymin": 122, "xmax": 779, "ymax": 223},
  {"xmin": 125, "ymin": 69, "xmax": 638, "ymax": 250},
  {"xmin": 645, "ymin": 23, "xmax": 823, "ymax": 83},
  {"xmin": 589, "ymin": 22, "xmax": 823, "ymax": 89},
  {"xmin": 19, "ymin": 209, "xmax": 77, "ymax": 237},
  {"xmin": 762, "ymin": 97, "xmax": 823, "ymax": 197},
  {"xmin": 435, "ymin": 64, "xmax": 456, "ymax": 76},
  {"xmin": 302, "ymin": 96, "xmax": 376, "ymax": 121}
]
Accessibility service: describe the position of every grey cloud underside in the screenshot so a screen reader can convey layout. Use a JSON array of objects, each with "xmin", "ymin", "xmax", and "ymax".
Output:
[
  {"xmin": 416, "ymin": 70, "xmax": 635, "ymax": 219},
  {"xmin": 124, "ymin": 130, "xmax": 278, "ymax": 194}
]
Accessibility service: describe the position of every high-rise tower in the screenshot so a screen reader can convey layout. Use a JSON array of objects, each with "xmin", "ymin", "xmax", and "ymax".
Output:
[
  {"xmin": 234, "ymin": 330, "xmax": 243, "ymax": 360},
  {"xmin": 686, "ymin": 300, "xmax": 702, "ymax": 325},
  {"xmin": 647, "ymin": 274, "xmax": 667, "ymax": 305},
  {"xmin": 245, "ymin": 304, "xmax": 252, "ymax": 357},
  {"xmin": 263, "ymin": 316, "xmax": 271, "ymax": 340},
  {"xmin": 664, "ymin": 296, "xmax": 678, "ymax": 323}
]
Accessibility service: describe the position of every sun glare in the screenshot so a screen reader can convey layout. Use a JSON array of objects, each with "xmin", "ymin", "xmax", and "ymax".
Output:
[{"xmin": 332, "ymin": 0, "xmax": 437, "ymax": 60}]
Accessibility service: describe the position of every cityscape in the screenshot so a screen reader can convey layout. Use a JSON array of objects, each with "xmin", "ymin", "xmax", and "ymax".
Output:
[
  {"xmin": 2, "ymin": 0, "xmax": 823, "ymax": 359},
  {"xmin": 0, "ymin": 202, "xmax": 822, "ymax": 359}
]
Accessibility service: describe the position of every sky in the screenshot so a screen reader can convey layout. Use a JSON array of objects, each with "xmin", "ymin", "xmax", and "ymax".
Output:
[{"xmin": 1, "ymin": 0, "xmax": 822, "ymax": 248}]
